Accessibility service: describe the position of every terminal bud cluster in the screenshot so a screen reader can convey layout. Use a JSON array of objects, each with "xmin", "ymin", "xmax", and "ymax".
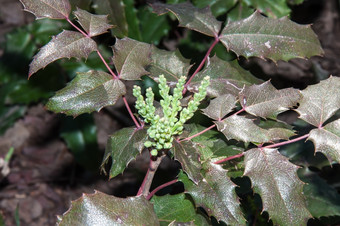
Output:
[{"xmin": 133, "ymin": 75, "xmax": 210, "ymax": 156}]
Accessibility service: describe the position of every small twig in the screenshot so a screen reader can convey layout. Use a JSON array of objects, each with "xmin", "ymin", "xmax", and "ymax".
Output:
[
  {"xmin": 263, "ymin": 134, "xmax": 309, "ymax": 149},
  {"xmin": 146, "ymin": 179, "xmax": 178, "ymax": 200},
  {"xmin": 66, "ymin": 17, "xmax": 89, "ymax": 37},
  {"xmin": 137, "ymin": 154, "xmax": 166, "ymax": 197},
  {"xmin": 180, "ymin": 124, "xmax": 216, "ymax": 142},
  {"xmin": 123, "ymin": 96, "xmax": 141, "ymax": 128},
  {"xmin": 214, "ymin": 153, "xmax": 244, "ymax": 164},
  {"xmin": 183, "ymin": 37, "xmax": 220, "ymax": 94}
]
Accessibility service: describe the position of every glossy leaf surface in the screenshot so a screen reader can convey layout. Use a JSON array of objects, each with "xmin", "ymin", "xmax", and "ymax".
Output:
[
  {"xmin": 20, "ymin": 0, "xmax": 71, "ymax": 19},
  {"xmin": 244, "ymin": 148, "xmax": 311, "ymax": 225},
  {"xmin": 112, "ymin": 38, "xmax": 151, "ymax": 80},
  {"xmin": 308, "ymin": 119, "xmax": 340, "ymax": 164},
  {"xmin": 296, "ymin": 76, "xmax": 340, "ymax": 127},
  {"xmin": 46, "ymin": 70, "xmax": 126, "ymax": 116},
  {"xmin": 215, "ymin": 115, "xmax": 295, "ymax": 143},
  {"xmin": 152, "ymin": 2, "xmax": 221, "ymax": 37},
  {"xmin": 29, "ymin": 30, "xmax": 97, "ymax": 77},
  {"xmin": 93, "ymin": 0, "xmax": 128, "ymax": 37},
  {"xmin": 179, "ymin": 163, "xmax": 246, "ymax": 225},
  {"xmin": 240, "ymin": 81, "xmax": 301, "ymax": 119},
  {"xmin": 187, "ymin": 56, "xmax": 261, "ymax": 97},
  {"xmin": 220, "ymin": 11, "xmax": 323, "ymax": 62},
  {"xmin": 243, "ymin": 0, "xmax": 291, "ymax": 18},
  {"xmin": 101, "ymin": 127, "xmax": 147, "ymax": 179},
  {"xmin": 151, "ymin": 194, "xmax": 209, "ymax": 225},
  {"xmin": 202, "ymin": 94, "xmax": 236, "ymax": 120},
  {"xmin": 147, "ymin": 47, "xmax": 192, "ymax": 82},
  {"xmin": 58, "ymin": 191, "xmax": 158, "ymax": 225},
  {"xmin": 74, "ymin": 8, "xmax": 113, "ymax": 37},
  {"xmin": 173, "ymin": 140, "xmax": 203, "ymax": 184}
]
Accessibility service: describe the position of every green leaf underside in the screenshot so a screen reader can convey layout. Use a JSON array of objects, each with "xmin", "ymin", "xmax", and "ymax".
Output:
[
  {"xmin": 244, "ymin": 148, "xmax": 311, "ymax": 225},
  {"xmin": 46, "ymin": 70, "xmax": 126, "ymax": 116},
  {"xmin": 20, "ymin": 0, "xmax": 71, "ymax": 19},
  {"xmin": 244, "ymin": 0, "xmax": 291, "ymax": 18},
  {"xmin": 151, "ymin": 194, "xmax": 209, "ymax": 225},
  {"xmin": 179, "ymin": 164, "xmax": 246, "ymax": 225},
  {"xmin": 240, "ymin": 81, "xmax": 301, "ymax": 119},
  {"xmin": 101, "ymin": 127, "xmax": 147, "ymax": 179},
  {"xmin": 58, "ymin": 191, "xmax": 158, "ymax": 226},
  {"xmin": 29, "ymin": 30, "xmax": 97, "ymax": 76},
  {"xmin": 296, "ymin": 76, "xmax": 340, "ymax": 127},
  {"xmin": 187, "ymin": 56, "xmax": 262, "ymax": 97},
  {"xmin": 147, "ymin": 46, "xmax": 192, "ymax": 82},
  {"xmin": 74, "ymin": 8, "xmax": 113, "ymax": 37},
  {"xmin": 215, "ymin": 115, "xmax": 295, "ymax": 143},
  {"xmin": 152, "ymin": 2, "xmax": 221, "ymax": 37},
  {"xmin": 220, "ymin": 11, "xmax": 324, "ymax": 62},
  {"xmin": 93, "ymin": 0, "xmax": 128, "ymax": 37},
  {"xmin": 308, "ymin": 118, "xmax": 340, "ymax": 164},
  {"xmin": 202, "ymin": 94, "xmax": 236, "ymax": 121},
  {"xmin": 173, "ymin": 140, "xmax": 203, "ymax": 184},
  {"xmin": 300, "ymin": 168, "xmax": 340, "ymax": 218},
  {"xmin": 112, "ymin": 38, "xmax": 151, "ymax": 80}
]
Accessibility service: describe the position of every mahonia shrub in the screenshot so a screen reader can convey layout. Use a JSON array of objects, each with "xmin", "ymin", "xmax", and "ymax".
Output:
[{"xmin": 18, "ymin": 0, "xmax": 340, "ymax": 225}]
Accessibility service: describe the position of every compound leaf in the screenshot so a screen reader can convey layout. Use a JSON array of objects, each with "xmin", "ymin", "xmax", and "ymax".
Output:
[
  {"xmin": 112, "ymin": 38, "xmax": 151, "ymax": 80},
  {"xmin": 29, "ymin": 30, "xmax": 97, "ymax": 77},
  {"xmin": 46, "ymin": 70, "xmax": 126, "ymax": 116},
  {"xmin": 152, "ymin": 2, "xmax": 221, "ymax": 37},
  {"xmin": 240, "ymin": 81, "xmax": 301, "ymax": 119},
  {"xmin": 147, "ymin": 46, "xmax": 192, "ymax": 82},
  {"xmin": 308, "ymin": 119, "xmax": 340, "ymax": 164},
  {"xmin": 74, "ymin": 8, "xmax": 113, "ymax": 37},
  {"xmin": 244, "ymin": 148, "xmax": 311, "ymax": 225},
  {"xmin": 58, "ymin": 191, "xmax": 158, "ymax": 226},
  {"xmin": 187, "ymin": 56, "xmax": 262, "ymax": 97},
  {"xmin": 215, "ymin": 115, "xmax": 294, "ymax": 143},
  {"xmin": 296, "ymin": 76, "xmax": 340, "ymax": 127},
  {"xmin": 202, "ymin": 94, "xmax": 236, "ymax": 121},
  {"xmin": 20, "ymin": 0, "xmax": 71, "ymax": 19},
  {"xmin": 93, "ymin": 0, "xmax": 128, "ymax": 37},
  {"xmin": 173, "ymin": 140, "xmax": 203, "ymax": 184},
  {"xmin": 220, "ymin": 11, "xmax": 323, "ymax": 62},
  {"xmin": 243, "ymin": 0, "xmax": 291, "ymax": 18},
  {"xmin": 151, "ymin": 193, "xmax": 209, "ymax": 225},
  {"xmin": 179, "ymin": 163, "xmax": 246, "ymax": 225},
  {"xmin": 101, "ymin": 127, "xmax": 147, "ymax": 179}
]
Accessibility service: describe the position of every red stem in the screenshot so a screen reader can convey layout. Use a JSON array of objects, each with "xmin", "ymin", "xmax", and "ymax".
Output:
[
  {"xmin": 66, "ymin": 17, "xmax": 89, "ymax": 37},
  {"xmin": 146, "ymin": 179, "xmax": 178, "ymax": 200},
  {"xmin": 263, "ymin": 134, "xmax": 309, "ymax": 149},
  {"xmin": 183, "ymin": 37, "xmax": 220, "ymax": 94},
  {"xmin": 123, "ymin": 96, "xmax": 141, "ymax": 128},
  {"xmin": 180, "ymin": 124, "xmax": 216, "ymax": 142},
  {"xmin": 214, "ymin": 153, "xmax": 244, "ymax": 164}
]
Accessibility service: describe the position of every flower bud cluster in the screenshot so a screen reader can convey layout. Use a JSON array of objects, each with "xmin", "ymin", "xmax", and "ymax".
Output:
[{"xmin": 133, "ymin": 75, "xmax": 210, "ymax": 156}]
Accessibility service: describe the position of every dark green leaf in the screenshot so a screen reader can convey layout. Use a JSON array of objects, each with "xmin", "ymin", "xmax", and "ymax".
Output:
[
  {"xmin": 187, "ymin": 56, "xmax": 262, "ymax": 97},
  {"xmin": 227, "ymin": 1, "xmax": 254, "ymax": 22},
  {"xmin": 296, "ymin": 76, "xmax": 340, "ymax": 127},
  {"xmin": 299, "ymin": 168, "xmax": 340, "ymax": 218},
  {"xmin": 243, "ymin": 0, "xmax": 291, "ymax": 18},
  {"xmin": 193, "ymin": 0, "xmax": 238, "ymax": 17},
  {"xmin": 220, "ymin": 11, "xmax": 324, "ymax": 62},
  {"xmin": 112, "ymin": 38, "xmax": 151, "ymax": 80},
  {"xmin": 173, "ymin": 140, "xmax": 203, "ymax": 184},
  {"xmin": 74, "ymin": 8, "xmax": 113, "ymax": 37},
  {"xmin": 19, "ymin": 0, "xmax": 71, "ymax": 19},
  {"xmin": 58, "ymin": 191, "xmax": 159, "ymax": 225},
  {"xmin": 46, "ymin": 70, "xmax": 126, "ymax": 116},
  {"xmin": 69, "ymin": 0, "xmax": 92, "ymax": 10},
  {"xmin": 123, "ymin": 0, "xmax": 142, "ymax": 40},
  {"xmin": 152, "ymin": 2, "xmax": 222, "ymax": 37},
  {"xmin": 151, "ymin": 193, "xmax": 209, "ymax": 225},
  {"xmin": 29, "ymin": 30, "xmax": 97, "ymax": 77},
  {"xmin": 215, "ymin": 115, "xmax": 295, "ymax": 143},
  {"xmin": 179, "ymin": 163, "xmax": 246, "ymax": 225},
  {"xmin": 101, "ymin": 127, "xmax": 147, "ymax": 179},
  {"xmin": 147, "ymin": 46, "xmax": 192, "ymax": 82},
  {"xmin": 244, "ymin": 148, "xmax": 311, "ymax": 225},
  {"xmin": 308, "ymin": 119, "xmax": 340, "ymax": 164},
  {"xmin": 239, "ymin": 81, "xmax": 301, "ymax": 119},
  {"xmin": 93, "ymin": 0, "xmax": 128, "ymax": 37},
  {"xmin": 202, "ymin": 94, "xmax": 236, "ymax": 120}
]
